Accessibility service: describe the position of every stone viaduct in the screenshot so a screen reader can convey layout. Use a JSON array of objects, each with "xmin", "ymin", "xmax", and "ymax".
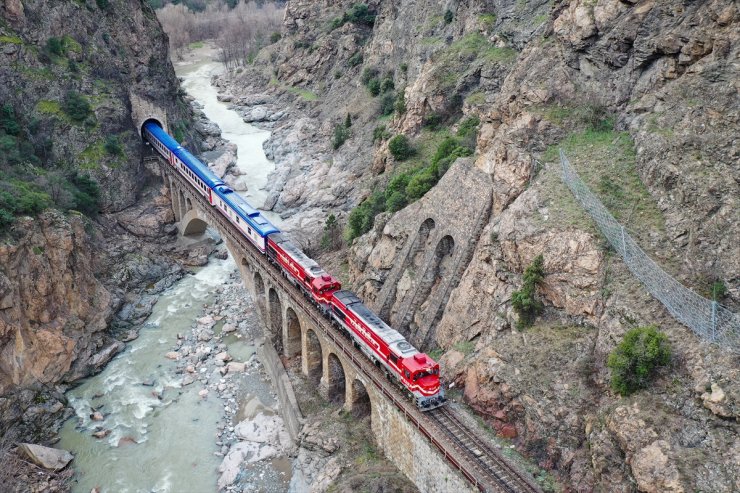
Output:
[{"xmin": 156, "ymin": 160, "xmax": 477, "ymax": 493}]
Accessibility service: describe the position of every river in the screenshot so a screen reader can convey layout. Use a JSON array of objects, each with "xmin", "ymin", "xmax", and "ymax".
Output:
[{"xmin": 58, "ymin": 49, "xmax": 289, "ymax": 492}]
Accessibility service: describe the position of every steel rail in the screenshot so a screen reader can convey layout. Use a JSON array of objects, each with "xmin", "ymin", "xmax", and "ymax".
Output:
[{"xmin": 157, "ymin": 159, "xmax": 541, "ymax": 493}]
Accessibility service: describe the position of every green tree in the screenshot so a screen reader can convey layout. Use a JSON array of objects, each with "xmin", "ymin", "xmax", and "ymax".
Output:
[
  {"xmin": 70, "ymin": 173, "xmax": 100, "ymax": 215},
  {"xmin": 511, "ymin": 254, "xmax": 545, "ymax": 328},
  {"xmin": 607, "ymin": 326, "xmax": 671, "ymax": 396},
  {"xmin": 388, "ymin": 134, "xmax": 413, "ymax": 160},
  {"xmin": 367, "ymin": 78, "xmax": 381, "ymax": 97},
  {"xmin": 104, "ymin": 135, "xmax": 123, "ymax": 156},
  {"xmin": 346, "ymin": 3, "xmax": 376, "ymax": 27},
  {"xmin": 332, "ymin": 123, "xmax": 350, "ymax": 149},
  {"xmin": 321, "ymin": 213, "xmax": 342, "ymax": 250},
  {"xmin": 46, "ymin": 37, "xmax": 64, "ymax": 57},
  {"xmin": 345, "ymin": 113, "xmax": 352, "ymax": 128},
  {"xmin": 444, "ymin": 9, "xmax": 454, "ymax": 24}
]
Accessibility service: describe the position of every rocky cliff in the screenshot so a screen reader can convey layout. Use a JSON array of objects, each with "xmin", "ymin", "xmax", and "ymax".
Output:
[
  {"xmin": 0, "ymin": 0, "xmax": 199, "ymax": 442},
  {"xmin": 220, "ymin": 1, "xmax": 738, "ymax": 491}
]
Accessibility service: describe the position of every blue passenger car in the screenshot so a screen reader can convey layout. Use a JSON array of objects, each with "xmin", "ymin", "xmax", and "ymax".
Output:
[{"xmin": 213, "ymin": 186, "xmax": 280, "ymax": 252}]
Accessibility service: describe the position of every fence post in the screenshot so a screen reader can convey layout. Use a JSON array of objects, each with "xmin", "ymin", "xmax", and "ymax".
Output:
[
  {"xmin": 621, "ymin": 226, "xmax": 627, "ymax": 259},
  {"xmin": 711, "ymin": 301, "xmax": 717, "ymax": 341}
]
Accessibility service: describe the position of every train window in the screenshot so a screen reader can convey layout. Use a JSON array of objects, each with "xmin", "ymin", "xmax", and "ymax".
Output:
[
  {"xmin": 236, "ymin": 217, "xmax": 240, "ymax": 223},
  {"xmin": 332, "ymin": 306, "xmax": 345, "ymax": 320},
  {"xmin": 389, "ymin": 354, "xmax": 398, "ymax": 364},
  {"xmin": 248, "ymin": 227, "xmax": 252, "ymax": 235}
]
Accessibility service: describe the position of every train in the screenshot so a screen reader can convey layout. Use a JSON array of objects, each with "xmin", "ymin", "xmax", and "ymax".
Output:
[{"xmin": 143, "ymin": 121, "xmax": 445, "ymax": 410}]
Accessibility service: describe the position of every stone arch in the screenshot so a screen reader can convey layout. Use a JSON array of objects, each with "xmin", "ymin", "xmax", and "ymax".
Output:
[
  {"xmin": 268, "ymin": 288, "xmax": 283, "ymax": 354},
  {"xmin": 181, "ymin": 208, "xmax": 208, "ymax": 236},
  {"xmin": 140, "ymin": 117, "xmax": 165, "ymax": 139},
  {"xmin": 240, "ymin": 256, "xmax": 249, "ymax": 271},
  {"xmin": 253, "ymin": 271, "xmax": 266, "ymax": 320},
  {"xmin": 405, "ymin": 234, "xmax": 455, "ymax": 344},
  {"xmin": 284, "ymin": 307, "xmax": 301, "ymax": 359},
  {"xmin": 326, "ymin": 353, "xmax": 346, "ymax": 406},
  {"xmin": 381, "ymin": 218, "xmax": 436, "ymax": 321},
  {"xmin": 350, "ymin": 378, "xmax": 371, "ymax": 419},
  {"xmin": 303, "ymin": 328, "xmax": 323, "ymax": 384},
  {"xmin": 185, "ymin": 197, "xmax": 193, "ymax": 212}
]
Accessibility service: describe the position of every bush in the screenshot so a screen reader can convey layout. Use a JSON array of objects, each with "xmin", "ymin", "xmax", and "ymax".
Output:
[
  {"xmin": 46, "ymin": 37, "xmax": 64, "ymax": 57},
  {"xmin": 0, "ymin": 104, "xmax": 20, "ymax": 136},
  {"xmin": 422, "ymin": 112, "xmax": 442, "ymax": 130},
  {"xmin": 406, "ymin": 167, "xmax": 437, "ymax": 201},
  {"xmin": 104, "ymin": 135, "xmax": 123, "ymax": 156},
  {"xmin": 388, "ymin": 134, "xmax": 413, "ymax": 160},
  {"xmin": 70, "ymin": 173, "xmax": 100, "ymax": 215},
  {"xmin": 379, "ymin": 92, "xmax": 395, "ymax": 116},
  {"xmin": 607, "ymin": 326, "xmax": 671, "ymax": 396},
  {"xmin": 347, "ymin": 51, "xmax": 363, "ymax": 67},
  {"xmin": 457, "ymin": 115, "xmax": 480, "ymax": 139},
  {"xmin": 62, "ymin": 91, "xmax": 91, "ymax": 123},
  {"xmin": 332, "ymin": 123, "xmax": 350, "ymax": 149},
  {"xmin": 380, "ymin": 77, "xmax": 394, "ymax": 93},
  {"xmin": 367, "ymin": 78, "xmax": 381, "ymax": 96},
  {"xmin": 270, "ymin": 32, "xmax": 281, "ymax": 43},
  {"xmin": 399, "ymin": 62, "xmax": 408, "ymax": 73},
  {"xmin": 0, "ymin": 208, "xmax": 14, "ymax": 229},
  {"xmin": 330, "ymin": 16, "xmax": 345, "ymax": 30},
  {"xmin": 444, "ymin": 9, "xmax": 454, "ymax": 24},
  {"xmin": 320, "ymin": 213, "xmax": 342, "ymax": 250},
  {"xmin": 345, "ymin": 113, "xmax": 352, "ymax": 128},
  {"xmin": 346, "ymin": 191, "xmax": 385, "ymax": 242},
  {"xmin": 395, "ymin": 91, "xmax": 406, "ymax": 114},
  {"xmin": 373, "ymin": 125, "xmax": 390, "ymax": 142},
  {"xmin": 511, "ymin": 254, "xmax": 545, "ymax": 328},
  {"xmin": 361, "ymin": 67, "xmax": 378, "ymax": 85},
  {"xmin": 96, "ymin": 0, "xmax": 110, "ymax": 9},
  {"xmin": 346, "ymin": 3, "xmax": 376, "ymax": 27}
]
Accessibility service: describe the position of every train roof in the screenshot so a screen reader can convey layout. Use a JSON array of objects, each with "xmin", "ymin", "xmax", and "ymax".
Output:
[
  {"xmin": 333, "ymin": 291, "xmax": 417, "ymax": 357},
  {"xmin": 145, "ymin": 122, "xmax": 225, "ymax": 189},
  {"xmin": 218, "ymin": 188, "xmax": 280, "ymax": 237},
  {"xmin": 270, "ymin": 234, "xmax": 326, "ymax": 277}
]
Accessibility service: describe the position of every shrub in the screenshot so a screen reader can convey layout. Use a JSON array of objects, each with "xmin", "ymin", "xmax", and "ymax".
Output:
[
  {"xmin": 270, "ymin": 32, "xmax": 281, "ymax": 43},
  {"xmin": 70, "ymin": 173, "xmax": 100, "ymax": 215},
  {"xmin": 511, "ymin": 254, "xmax": 545, "ymax": 328},
  {"xmin": 399, "ymin": 62, "xmax": 408, "ymax": 73},
  {"xmin": 329, "ymin": 16, "xmax": 345, "ymax": 31},
  {"xmin": 388, "ymin": 134, "xmax": 413, "ymax": 160},
  {"xmin": 347, "ymin": 51, "xmax": 363, "ymax": 67},
  {"xmin": 457, "ymin": 115, "xmax": 480, "ymax": 139},
  {"xmin": 12, "ymin": 181, "xmax": 52, "ymax": 215},
  {"xmin": 379, "ymin": 92, "xmax": 395, "ymax": 116},
  {"xmin": 367, "ymin": 78, "xmax": 381, "ymax": 96},
  {"xmin": 361, "ymin": 67, "xmax": 378, "ymax": 85},
  {"xmin": 332, "ymin": 123, "xmax": 350, "ymax": 149},
  {"xmin": 0, "ymin": 104, "xmax": 20, "ymax": 136},
  {"xmin": 104, "ymin": 135, "xmax": 123, "ymax": 156},
  {"xmin": 444, "ymin": 9, "xmax": 454, "ymax": 24},
  {"xmin": 346, "ymin": 191, "xmax": 385, "ymax": 242},
  {"xmin": 406, "ymin": 167, "xmax": 437, "ymax": 201},
  {"xmin": 46, "ymin": 37, "xmax": 64, "ymax": 57},
  {"xmin": 380, "ymin": 77, "xmax": 394, "ymax": 93},
  {"xmin": 710, "ymin": 280, "xmax": 728, "ymax": 300},
  {"xmin": 346, "ymin": 3, "xmax": 376, "ymax": 27},
  {"xmin": 345, "ymin": 113, "xmax": 352, "ymax": 128},
  {"xmin": 395, "ymin": 91, "xmax": 406, "ymax": 114},
  {"xmin": 607, "ymin": 326, "xmax": 671, "ymax": 396},
  {"xmin": 385, "ymin": 191, "xmax": 407, "ymax": 212},
  {"xmin": 0, "ymin": 208, "xmax": 13, "ymax": 229},
  {"xmin": 96, "ymin": 0, "xmax": 110, "ymax": 9},
  {"xmin": 422, "ymin": 112, "xmax": 442, "ymax": 130},
  {"xmin": 373, "ymin": 125, "xmax": 390, "ymax": 142},
  {"xmin": 62, "ymin": 91, "xmax": 91, "ymax": 123}
]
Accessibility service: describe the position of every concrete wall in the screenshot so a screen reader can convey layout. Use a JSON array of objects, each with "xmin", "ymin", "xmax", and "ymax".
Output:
[{"xmin": 258, "ymin": 341, "xmax": 305, "ymax": 442}]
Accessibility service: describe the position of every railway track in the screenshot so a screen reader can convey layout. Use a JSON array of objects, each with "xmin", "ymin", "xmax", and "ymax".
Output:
[
  {"xmin": 427, "ymin": 407, "xmax": 542, "ymax": 493},
  {"xmin": 158, "ymin": 159, "xmax": 541, "ymax": 493}
]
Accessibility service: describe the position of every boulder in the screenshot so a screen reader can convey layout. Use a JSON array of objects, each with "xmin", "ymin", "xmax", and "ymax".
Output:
[{"xmin": 18, "ymin": 443, "xmax": 73, "ymax": 471}]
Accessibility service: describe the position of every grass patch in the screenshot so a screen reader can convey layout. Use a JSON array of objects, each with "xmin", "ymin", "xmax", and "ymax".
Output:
[
  {"xmin": 465, "ymin": 91, "xmax": 486, "ymax": 106},
  {"xmin": 79, "ymin": 141, "xmax": 105, "ymax": 169},
  {"xmin": 432, "ymin": 33, "xmax": 516, "ymax": 90},
  {"xmin": 35, "ymin": 100, "xmax": 64, "ymax": 117},
  {"xmin": 453, "ymin": 340, "xmax": 475, "ymax": 355},
  {"xmin": 478, "ymin": 13, "xmax": 497, "ymax": 30},
  {"xmin": 286, "ymin": 86, "xmax": 318, "ymax": 101},
  {"xmin": 188, "ymin": 41, "xmax": 204, "ymax": 50},
  {"xmin": 0, "ymin": 35, "xmax": 22, "ymax": 44}
]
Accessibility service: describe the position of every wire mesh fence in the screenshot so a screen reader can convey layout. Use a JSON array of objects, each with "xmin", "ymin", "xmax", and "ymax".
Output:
[{"xmin": 559, "ymin": 149, "xmax": 739, "ymax": 353}]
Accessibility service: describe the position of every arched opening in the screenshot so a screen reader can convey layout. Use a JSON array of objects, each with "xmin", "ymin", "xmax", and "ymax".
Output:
[
  {"xmin": 405, "ymin": 234, "xmax": 455, "ymax": 346},
  {"xmin": 268, "ymin": 288, "xmax": 283, "ymax": 354},
  {"xmin": 382, "ymin": 217, "xmax": 436, "ymax": 322},
  {"xmin": 182, "ymin": 216, "xmax": 207, "ymax": 236},
  {"xmin": 185, "ymin": 197, "xmax": 193, "ymax": 212},
  {"xmin": 351, "ymin": 378, "xmax": 371, "ymax": 419},
  {"xmin": 285, "ymin": 307, "xmax": 301, "ymax": 359},
  {"xmin": 326, "ymin": 353, "xmax": 346, "ymax": 406},
  {"xmin": 253, "ymin": 272, "xmax": 266, "ymax": 320},
  {"xmin": 140, "ymin": 117, "xmax": 164, "ymax": 140},
  {"xmin": 304, "ymin": 329, "xmax": 322, "ymax": 385}
]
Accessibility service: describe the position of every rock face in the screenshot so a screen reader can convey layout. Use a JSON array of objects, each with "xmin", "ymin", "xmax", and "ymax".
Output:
[
  {"xmin": 0, "ymin": 0, "xmax": 198, "ymax": 443},
  {"xmin": 219, "ymin": 1, "xmax": 738, "ymax": 491},
  {"xmin": 0, "ymin": 211, "xmax": 112, "ymax": 395}
]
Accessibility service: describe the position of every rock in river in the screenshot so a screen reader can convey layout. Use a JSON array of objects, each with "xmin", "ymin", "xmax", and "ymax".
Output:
[{"xmin": 18, "ymin": 443, "xmax": 74, "ymax": 471}]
